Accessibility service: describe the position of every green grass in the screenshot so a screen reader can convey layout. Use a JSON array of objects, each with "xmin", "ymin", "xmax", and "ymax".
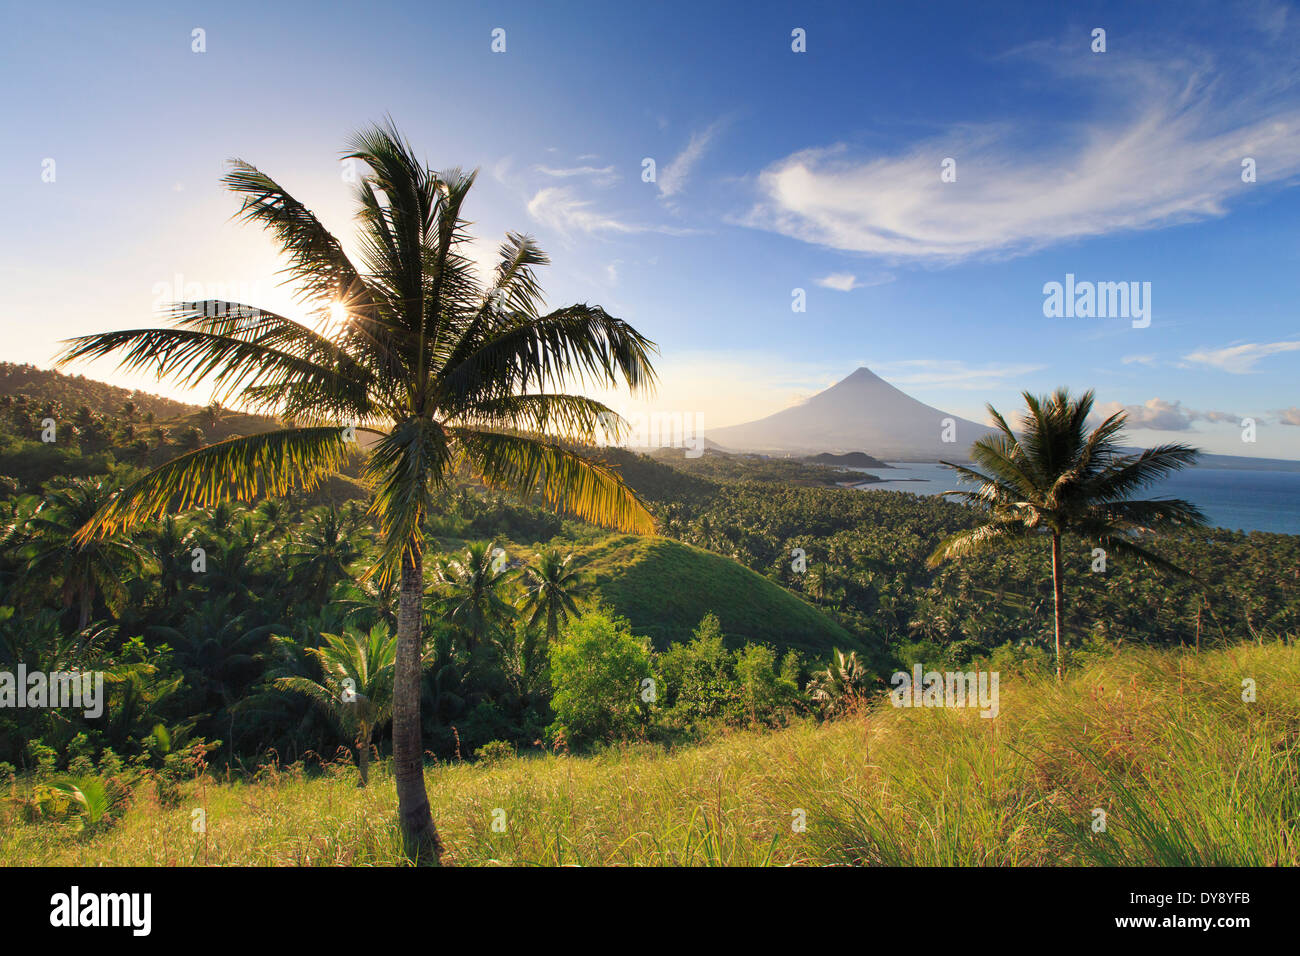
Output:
[
  {"xmin": 2, "ymin": 643, "xmax": 1294, "ymax": 866},
  {"xmin": 577, "ymin": 534, "xmax": 859, "ymax": 656}
]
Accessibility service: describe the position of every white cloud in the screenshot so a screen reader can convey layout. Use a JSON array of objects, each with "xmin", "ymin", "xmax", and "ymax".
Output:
[
  {"xmin": 1277, "ymin": 407, "xmax": 1300, "ymax": 426},
  {"xmin": 1183, "ymin": 340, "xmax": 1300, "ymax": 373},
  {"xmin": 743, "ymin": 47, "xmax": 1300, "ymax": 261},
  {"xmin": 659, "ymin": 121, "xmax": 723, "ymax": 200},
  {"xmin": 1094, "ymin": 397, "xmax": 1240, "ymax": 431},
  {"xmin": 815, "ymin": 272, "xmax": 860, "ymax": 291},
  {"xmin": 1121, "ymin": 354, "xmax": 1158, "ymax": 366},
  {"xmin": 814, "ymin": 270, "xmax": 894, "ymax": 291}
]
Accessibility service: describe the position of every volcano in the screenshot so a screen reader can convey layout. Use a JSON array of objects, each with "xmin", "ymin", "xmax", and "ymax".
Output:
[{"xmin": 706, "ymin": 367, "xmax": 996, "ymax": 460}]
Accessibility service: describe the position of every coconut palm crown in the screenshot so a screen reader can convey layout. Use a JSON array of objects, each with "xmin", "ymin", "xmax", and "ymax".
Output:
[
  {"xmin": 927, "ymin": 388, "xmax": 1206, "ymax": 679},
  {"xmin": 519, "ymin": 546, "xmax": 590, "ymax": 650},
  {"xmin": 55, "ymin": 120, "xmax": 658, "ymax": 861}
]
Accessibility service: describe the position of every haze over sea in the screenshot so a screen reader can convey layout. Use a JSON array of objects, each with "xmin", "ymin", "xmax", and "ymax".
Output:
[{"xmin": 855, "ymin": 463, "xmax": 1300, "ymax": 536}]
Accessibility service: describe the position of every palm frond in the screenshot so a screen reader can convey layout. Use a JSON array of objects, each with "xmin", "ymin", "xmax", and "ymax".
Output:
[
  {"xmin": 1088, "ymin": 443, "xmax": 1202, "ymax": 502},
  {"xmin": 927, "ymin": 520, "xmax": 1031, "ymax": 567},
  {"xmin": 74, "ymin": 427, "xmax": 349, "ymax": 542},
  {"xmin": 1085, "ymin": 530, "xmax": 1206, "ymax": 586},
  {"xmin": 362, "ymin": 418, "xmax": 452, "ymax": 580},
  {"xmin": 452, "ymin": 428, "xmax": 654, "ymax": 534},
  {"xmin": 453, "ymin": 393, "xmax": 624, "ymax": 443},
  {"xmin": 223, "ymin": 160, "xmax": 369, "ymax": 307},
  {"xmin": 441, "ymin": 303, "xmax": 658, "ymax": 406},
  {"xmin": 54, "ymin": 325, "xmax": 369, "ymax": 413}
]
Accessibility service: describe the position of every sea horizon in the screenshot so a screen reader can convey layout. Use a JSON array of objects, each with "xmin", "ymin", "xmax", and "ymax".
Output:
[{"xmin": 851, "ymin": 461, "xmax": 1300, "ymax": 535}]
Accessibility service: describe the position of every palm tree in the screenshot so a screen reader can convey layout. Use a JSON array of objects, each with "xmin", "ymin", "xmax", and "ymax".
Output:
[
  {"xmin": 55, "ymin": 121, "xmax": 655, "ymax": 861},
  {"xmin": 807, "ymin": 648, "xmax": 871, "ymax": 715},
  {"xmin": 433, "ymin": 541, "xmax": 515, "ymax": 652},
  {"xmin": 518, "ymin": 546, "xmax": 589, "ymax": 651},
  {"xmin": 20, "ymin": 479, "xmax": 150, "ymax": 631},
  {"xmin": 253, "ymin": 498, "xmax": 291, "ymax": 539},
  {"xmin": 288, "ymin": 506, "xmax": 363, "ymax": 603},
  {"xmin": 928, "ymin": 388, "xmax": 1205, "ymax": 680},
  {"xmin": 274, "ymin": 624, "xmax": 398, "ymax": 787},
  {"xmin": 149, "ymin": 596, "xmax": 273, "ymax": 734}
]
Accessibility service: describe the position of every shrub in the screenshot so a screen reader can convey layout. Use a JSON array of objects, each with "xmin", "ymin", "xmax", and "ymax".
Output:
[
  {"xmin": 659, "ymin": 612, "xmax": 739, "ymax": 725},
  {"xmin": 548, "ymin": 609, "xmax": 653, "ymax": 747},
  {"xmin": 475, "ymin": 740, "xmax": 517, "ymax": 764},
  {"xmin": 734, "ymin": 644, "xmax": 802, "ymax": 726}
]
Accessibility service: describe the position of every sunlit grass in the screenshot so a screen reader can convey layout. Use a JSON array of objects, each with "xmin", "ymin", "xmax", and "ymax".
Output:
[{"xmin": 2, "ymin": 643, "xmax": 1294, "ymax": 866}]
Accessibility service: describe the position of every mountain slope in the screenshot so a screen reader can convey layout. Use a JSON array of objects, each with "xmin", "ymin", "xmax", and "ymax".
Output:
[
  {"xmin": 707, "ymin": 367, "xmax": 996, "ymax": 459},
  {"xmin": 0, "ymin": 362, "xmax": 196, "ymax": 421}
]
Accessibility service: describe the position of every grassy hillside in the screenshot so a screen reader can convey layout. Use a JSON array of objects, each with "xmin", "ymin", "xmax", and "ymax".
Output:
[
  {"xmin": 576, "ymin": 534, "xmax": 860, "ymax": 656},
  {"xmin": 161, "ymin": 406, "xmax": 281, "ymax": 443},
  {"xmin": 4, "ymin": 643, "xmax": 1293, "ymax": 866}
]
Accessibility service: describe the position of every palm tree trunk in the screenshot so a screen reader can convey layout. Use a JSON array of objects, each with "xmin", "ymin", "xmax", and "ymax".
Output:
[
  {"xmin": 1050, "ymin": 531, "xmax": 1065, "ymax": 681},
  {"xmin": 393, "ymin": 546, "xmax": 441, "ymax": 863},
  {"xmin": 78, "ymin": 587, "xmax": 92, "ymax": 633},
  {"xmin": 356, "ymin": 729, "xmax": 370, "ymax": 788}
]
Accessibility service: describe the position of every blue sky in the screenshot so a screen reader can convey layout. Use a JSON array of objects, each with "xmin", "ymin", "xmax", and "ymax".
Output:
[{"xmin": 2, "ymin": 0, "xmax": 1299, "ymax": 457}]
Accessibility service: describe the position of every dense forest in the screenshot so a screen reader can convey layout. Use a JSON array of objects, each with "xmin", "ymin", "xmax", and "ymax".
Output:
[{"xmin": 1, "ymin": 369, "xmax": 1297, "ymax": 786}]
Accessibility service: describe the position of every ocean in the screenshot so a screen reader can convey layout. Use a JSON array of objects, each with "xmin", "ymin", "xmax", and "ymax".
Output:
[{"xmin": 851, "ymin": 462, "xmax": 1300, "ymax": 536}]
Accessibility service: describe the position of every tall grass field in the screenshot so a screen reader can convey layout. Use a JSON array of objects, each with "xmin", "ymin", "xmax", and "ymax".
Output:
[{"xmin": 4, "ymin": 643, "xmax": 1294, "ymax": 867}]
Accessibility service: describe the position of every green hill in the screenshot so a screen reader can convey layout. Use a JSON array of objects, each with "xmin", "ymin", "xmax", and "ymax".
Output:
[
  {"xmin": 576, "ymin": 534, "xmax": 859, "ymax": 657},
  {"xmin": 803, "ymin": 451, "xmax": 891, "ymax": 470},
  {"xmin": 0, "ymin": 362, "xmax": 284, "ymax": 439}
]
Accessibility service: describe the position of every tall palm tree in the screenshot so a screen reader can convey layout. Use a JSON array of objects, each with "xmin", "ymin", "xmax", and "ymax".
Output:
[
  {"xmin": 519, "ymin": 546, "xmax": 590, "ymax": 651},
  {"xmin": 275, "ymin": 623, "xmax": 398, "ymax": 787},
  {"xmin": 928, "ymin": 388, "xmax": 1205, "ymax": 679},
  {"xmin": 433, "ymin": 541, "xmax": 515, "ymax": 652},
  {"xmin": 55, "ymin": 120, "xmax": 656, "ymax": 861}
]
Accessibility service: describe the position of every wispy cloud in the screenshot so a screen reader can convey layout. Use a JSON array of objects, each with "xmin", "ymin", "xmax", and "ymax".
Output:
[
  {"xmin": 872, "ymin": 359, "xmax": 1044, "ymax": 391},
  {"xmin": 1183, "ymin": 339, "xmax": 1300, "ymax": 373},
  {"xmin": 584, "ymin": 351, "xmax": 851, "ymax": 429},
  {"xmin": 534, "ymin": 163, "xmax": 620, "ymax": 187},
  {"xmin": 526, "ymin": 186, "xmax": 693, "ymax": 239},
  {"xmin": 743, "ymin": 42, "xmax": 1300, "ymax": 261},
  {"xmin": 1277, "ymin": 407, "xmax": 1300, "ymax": 426},
  {"xmin": 659, "ymin": 121, "xmax": 724, "ymax": 201}
]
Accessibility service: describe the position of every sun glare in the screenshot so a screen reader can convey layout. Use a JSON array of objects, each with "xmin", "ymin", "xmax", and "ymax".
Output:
[{"xmin": 328, "ymin": 301, "xmax": 348, "ymax": 324}]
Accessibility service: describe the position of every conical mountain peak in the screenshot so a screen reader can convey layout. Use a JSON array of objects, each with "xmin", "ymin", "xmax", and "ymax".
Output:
[{"xmin": 707, "ymin": 367, "xmax": 995, "ymax": 459}]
